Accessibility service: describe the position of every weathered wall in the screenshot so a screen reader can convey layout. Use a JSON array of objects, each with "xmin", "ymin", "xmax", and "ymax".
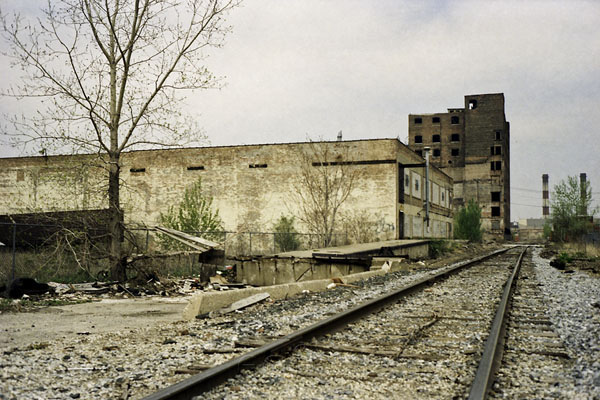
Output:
[
  {"xmin": 0, "ymin": 139, "xmax": 454, "ymax": 248},
  {"xmin": 408, "ymin": 93, "xmax": 511, "ymax": 239}
]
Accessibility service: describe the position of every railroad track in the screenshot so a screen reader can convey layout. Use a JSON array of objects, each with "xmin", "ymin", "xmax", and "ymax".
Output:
[{"xmin": 144, "ymin": 246, "xmax": 569, "ymax": 400}]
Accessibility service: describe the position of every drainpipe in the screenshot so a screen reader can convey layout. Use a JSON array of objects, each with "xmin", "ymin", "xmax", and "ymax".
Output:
[{"xmin": 424, "ymin": 147, "xmax": 430, "ymax": 228}]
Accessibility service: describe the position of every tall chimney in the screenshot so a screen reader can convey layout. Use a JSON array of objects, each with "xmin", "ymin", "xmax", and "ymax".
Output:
[
  {"xmin": 580, "ymin": 173, "xmax": 587, "ymax": 216},
  {"xmin": 542, "ymin": 174, "xmax": 549, "ymax": 219}
]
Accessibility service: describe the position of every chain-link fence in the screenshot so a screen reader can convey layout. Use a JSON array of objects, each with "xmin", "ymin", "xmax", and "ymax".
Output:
[
  {"xmin": 133, "ymin": 227, "xmax": 350, "ymax": 257},
  {"xmin": 0, "ymin": 221, "xmax": 110, "ymax": 284},
  {"xmin": 1, "ymin": 222, "xmax": 351, "ymax": 283}
]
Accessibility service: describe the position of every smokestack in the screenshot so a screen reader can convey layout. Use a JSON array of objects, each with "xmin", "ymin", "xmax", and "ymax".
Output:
[
  {"xmin": 580, "ymin": 173, "xmax": 587, "ymax": 216},
  {"xmin": 542, "ymin": 174, "xmax": 549, "ymax": 219}
]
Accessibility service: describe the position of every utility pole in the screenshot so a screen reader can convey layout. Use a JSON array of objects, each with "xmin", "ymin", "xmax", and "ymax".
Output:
[{"xmin": 424, "ymin": 147, "xmax": 431, "ymax": 229}]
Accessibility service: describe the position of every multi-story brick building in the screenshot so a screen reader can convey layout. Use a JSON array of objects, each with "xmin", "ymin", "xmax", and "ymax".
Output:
[{"xmin": 408, "ymin": 93, "xmax": 510, "ymax": 239}]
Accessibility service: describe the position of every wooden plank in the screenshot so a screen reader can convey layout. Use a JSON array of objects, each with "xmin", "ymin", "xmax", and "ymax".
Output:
[{"xmin": 218, "ymin": 293, "xmax": 271, "ymax": 315}]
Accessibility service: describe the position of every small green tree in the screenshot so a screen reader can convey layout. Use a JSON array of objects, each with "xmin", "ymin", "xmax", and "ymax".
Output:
[
  {"xmin": 273, "ymin": 215, "xmax": 301, "ymax": 252},
  {"xmin": 158, "ymin": 178, "xmax": 223, "ymax": 250},
  {"xmin": 551, "ymin": 176, "xmax": 595, "ymax": 242},
  {"xmin": 454, "ymin": 199, "xmax": 482, "ymax": 242}
]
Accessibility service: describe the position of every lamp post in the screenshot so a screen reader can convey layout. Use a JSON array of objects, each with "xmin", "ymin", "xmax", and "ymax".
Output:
[{"xmin": 423, "ymin": 147, "xmax": 430, "ymax": 230}]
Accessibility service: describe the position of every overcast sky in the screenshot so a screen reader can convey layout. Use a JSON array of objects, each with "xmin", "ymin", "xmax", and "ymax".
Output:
[{"xmin": 1, "ymin": 0, "xmax": 599, "ymax": 221}]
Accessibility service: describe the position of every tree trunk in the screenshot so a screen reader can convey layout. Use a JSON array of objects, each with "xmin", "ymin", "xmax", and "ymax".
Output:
[{"xmin": 108, "ymin": 153, "xmax": 125, "ymax": 281}]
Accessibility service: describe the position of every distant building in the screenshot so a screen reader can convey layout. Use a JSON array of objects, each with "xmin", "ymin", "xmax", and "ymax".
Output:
[
  {"xmin": 0, "ymin": 139, "xmax": 454, "ymax": 254},
  {"xmin": 408, "ymin": 93, "xmax": 511, "ymax": 239}
]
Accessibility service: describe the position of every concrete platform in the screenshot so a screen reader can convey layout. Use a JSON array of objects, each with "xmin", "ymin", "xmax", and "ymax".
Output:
[
  {"xmin": 183, "ymin": 259, "xmax": 408, "ymax": 320},
  {"xmin": 235, "ymin": 240, "xmax": 429, "ymax": 286}
]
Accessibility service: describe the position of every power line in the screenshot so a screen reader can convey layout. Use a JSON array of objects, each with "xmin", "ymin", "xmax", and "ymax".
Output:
[{"xmin": 510, "ymin": 202, "xmax": 541, "ymax": 208}]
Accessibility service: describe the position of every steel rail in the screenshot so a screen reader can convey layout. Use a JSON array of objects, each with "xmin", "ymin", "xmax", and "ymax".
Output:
[
  {"xmin": 468, "ymin": 246, "xmax": 528, "ymax": 400},
  {"xmin": 144, "ymin": 247, "xmax": 513, "ymax": 400}
]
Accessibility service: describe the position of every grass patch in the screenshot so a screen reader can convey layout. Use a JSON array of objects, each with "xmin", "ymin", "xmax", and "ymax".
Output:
[{"xmin": 429, "ymin": 239, "xmax": 453, "ymax": 258}]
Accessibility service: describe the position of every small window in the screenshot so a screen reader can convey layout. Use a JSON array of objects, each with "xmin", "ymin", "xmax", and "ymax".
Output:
[
  {"xmin": 451, "ymin": 148, "xmax": 459, "ymax": 156},
  {"xmin": 451, "ymin": 116, "xmax": 459, "ymax": 124},
  {"xmin": 491, "ymin": 191, "xmax": 501, "ymax": 202},
  {"xmin": 469, "ymin": 99, "xmax": 477, "ymax": 110},
  {"xmin": 415, "ymin": 179, "xmax": 419, "ymax": 191},
  {"xmin": 490, "ymin": 146, "xmax": 495, "ymax": 156},
  {"xmin": 249, "ymin": 164, "xmax": 267, "ymax": 168},
  {"xmin": 451, "ymin": 133, "xmax": 460, "ymax": 142},
  {"xmin": 432, "ymin": 134, "xmax": 440, "ymax": 143},
  {"xmin": 432, "ymin": 117, "xmax": 440, "ymax": 123},
  {"xmin": 405, "ymin": 174, "xmax": 410, "ymax": 187},
  {"xmin": 441, "ymin": 192, "xmax": 445, "ymax": 202},
  {"xmin": 433, "ymin": 149, "xmax": 440, "ymax": 157},
  {"xmin": 415, "ymin": 135, "xmax": 423, "ymax": 143},
  {"xmin": 414, "ymin": 117, "xmax": 422, "ymax": 124},
  {"xmin": 130, "ymin": 168, "xmax": 145, "ymax": 173},
  {"xmin": 491, "ymin": 206, "xmax": 501, "ymax": 217},
  {"xmin": 495, "ymin": 131, "xmax": 502, "ymax": 141},
  {"xmin": 187, "ymin": 165, "xmax": 205, "ymax": 171},
  {"xmin": 491, "ymin": 161, "xmax": 502, "ymax": 171},
  {"xmin": 495, "ymin": 146, "xmax": 501, "ymax": 155},
  {"xmin": 415, "ymin": 150, "xmax": 423, "ymax": 157}
]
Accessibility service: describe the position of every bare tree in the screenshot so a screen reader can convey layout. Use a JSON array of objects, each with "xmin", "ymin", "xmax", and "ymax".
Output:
[
  {"xmin": 1, "ymin": 0, "xmax": 240, "ymax": 280},
  {"xmin": 292, "ymin": 140, "xmax": 358, "ymax": 248}
]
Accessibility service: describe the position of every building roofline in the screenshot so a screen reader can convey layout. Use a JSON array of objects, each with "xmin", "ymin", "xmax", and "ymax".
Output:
[{"xmin": 0, "ymin": 137, "xmax": 404, "ymax": 162}]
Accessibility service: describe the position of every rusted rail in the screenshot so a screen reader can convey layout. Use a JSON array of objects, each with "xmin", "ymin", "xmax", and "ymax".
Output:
[
  {"xmin": 143, "ymin": 247, "xmax": 512, "ymax": 400},
  {"xmin": 468, "ymin": 247, "xmax": 528, "ymax": 400}
]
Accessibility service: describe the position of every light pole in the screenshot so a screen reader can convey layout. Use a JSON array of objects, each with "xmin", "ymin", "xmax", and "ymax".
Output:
[{"xmin": 423, "ymin": 147, "xmax": 430, "ymax": 230}]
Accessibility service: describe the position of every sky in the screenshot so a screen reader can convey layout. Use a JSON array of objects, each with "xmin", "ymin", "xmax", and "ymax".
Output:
[{"xmin": 1, "ymin": 0, "xmax": 599, "ymax": 221}]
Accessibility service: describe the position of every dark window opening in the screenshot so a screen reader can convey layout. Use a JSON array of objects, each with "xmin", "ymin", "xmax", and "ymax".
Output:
[
  {"xmin": 451, "ymin": 116, "xmax": 459, "ymax": 124},
  {"xmin": 130, "ymin": 168, "xmax": 145, "ymax": 173},
  {"xmin": 415, "ymin": 150, "xmax": 423, "ymax": 157},
  {"xmin": 448, "ymin": 160, "xmax": 452, "ymax": 164},
  {"xmin": 432, "ymin": 134, "xmax": 440, "ymax": 143},
  {"xmin": 187, "ymin": 165, "xmax": 205, "ymax": 171},
  {"xmin": 433, "ymin": 149, "xmax": 440, "ymax": 157},
  {"xmin": 490, "ymin": 146, "xmax": 494, "ymax": 156},
  {"xmin": 415, "ymin": 180, "xmax": 419, "ymax": 191},
  {"xmin": 491, "ymin": 191, "xmax": 501, "ymax": 202},
  {"xmin": 468, "ymin": 99, "xmax": 477, "ymax": 110},
  {"xmin": 451, "ymin": 133, "xmax": 460, "ymax": 142},
  {"xmin": 405, "ymin": 174, "xmax": 410, "ymax": 187},
  {"xmin": 491, "ymin": 207, "xmax": 501, "ymax": 217},
  {"xmin": 490, "ymin": 161, "xmax": 502, "ymax": 171},
  {"xmin": 432, "ymin": 117, "xmax": 440, "ymax": 123},
  {"xmin": 249, "ymin": 164, "xmax": 267, "ymax": 168},
  {"xmin": 451, "ymin": 148, "xmax": 459, "ymax": 156},
  {"xmin": 414, "ymin": 135, "xmax": 423, "ymax": 143},
  {"xmin": 414, "ymin": 117, "xmax": 422, "ymax": 124},
  {"xmin": 495, "ymin": 146, "xmax": 501, "ymax": 155},
  {"xmin": 495, "ymin": 131, "xmax": 502, "ymax": 140}
]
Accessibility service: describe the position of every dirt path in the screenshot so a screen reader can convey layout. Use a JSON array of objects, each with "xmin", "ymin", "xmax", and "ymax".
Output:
[{"xmin": 0, "ymin": 296, "xmax": 189, "ymax": 350}]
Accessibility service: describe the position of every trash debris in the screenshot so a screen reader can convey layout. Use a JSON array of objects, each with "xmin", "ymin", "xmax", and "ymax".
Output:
[{"xmin": 3, "ymin": 278, "xmax": 51, "ymax": 299}]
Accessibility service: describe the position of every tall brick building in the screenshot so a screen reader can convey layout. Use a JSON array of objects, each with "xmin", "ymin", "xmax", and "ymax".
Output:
[{"xmin": 408, "ymin": 93, "xmax": 510, "ymax": 239}]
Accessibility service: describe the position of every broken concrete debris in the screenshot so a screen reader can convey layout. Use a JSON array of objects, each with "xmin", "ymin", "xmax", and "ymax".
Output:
[{"xmin": 216, "ymin": 292, "xmax": 271, "ymax": 315}]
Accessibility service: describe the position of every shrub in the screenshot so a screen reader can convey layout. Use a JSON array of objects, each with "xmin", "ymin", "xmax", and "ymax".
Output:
[
  {"xmin": 273, "ymin": 215, "xmax": 301, "ymax": 252},
  {"xmin": 454, "ymin": 200, "xmax": 482, "ymax": 242}
]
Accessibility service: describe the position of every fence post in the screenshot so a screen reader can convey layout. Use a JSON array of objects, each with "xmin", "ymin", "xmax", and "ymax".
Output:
[
  {"xmin": 12, "ymin": 222, "xmax": 17, "ymax": 281},
  {"xmin": 249, "ymin": 232, "xmax": 252, "ymax": 256}
]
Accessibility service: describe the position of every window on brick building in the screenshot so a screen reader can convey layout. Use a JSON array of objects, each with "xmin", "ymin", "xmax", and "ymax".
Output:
[
  {"xmin": 495, "ymin": 131, "xmax": 502, "ymax": 140},
  {"xmin": 491, "ymin": 207, "xmax": 501, "ymax": 217},
  {"xmin": 451, "ymin": 116, "xmax": 459, "ymax": 124},
  {"xmin": 415, "ymin": 135, "xmax": 422, "ymax": 143},
  {"xmin": 451, "ymin": 148, "xmax": 459, "ymax": 156},
  {"xmin": 469, "ymin": 99, "xmax": 477, "ymax": 109},
  {"xmin": 451, "ymin": 133, "xmax": 460, "ymax": 142},
  {"xmin": 414, "ymin": 117, "xmax": 422, "ymax": 124},
  {"xmin": 490, "ymin": 161, "xmax": 502, "ymax": 171},
  {"xmin": 432, "ymin": 117, "xmax": 440, "ymax": 123},
  {"xmin": 491, "ymin": 191, "xmax": 501, "ymax": 202},
  {"xmin": 433, "ymin": 149, "xmax": 440, "ymax": 157},
  {"xmin": 432, "ymin": 134, "xmax": 440, "ymax": 143}
]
